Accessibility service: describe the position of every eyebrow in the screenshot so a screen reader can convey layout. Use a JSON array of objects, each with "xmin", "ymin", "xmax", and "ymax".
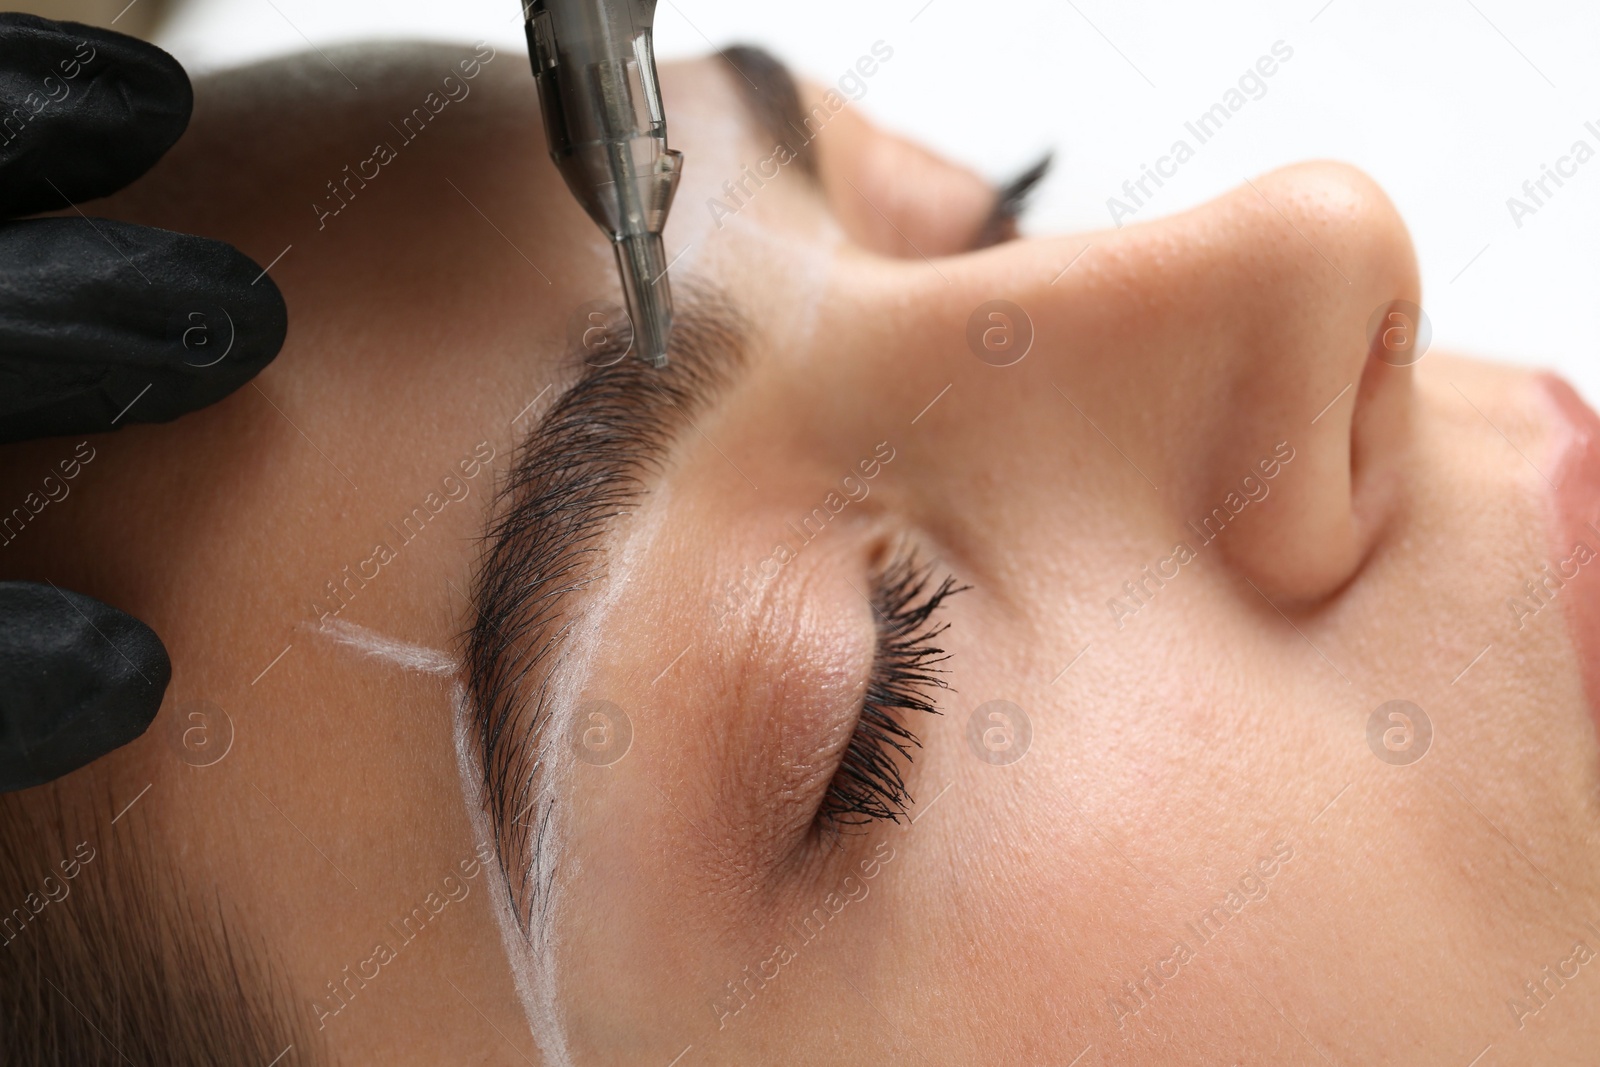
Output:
[
  {"xmin": 462, "ymin": 283, "xmax": 749, "ymax": 929},
  {"xmin": 716, "ymin": 45, "xmax": 821, "ymax": 179}
]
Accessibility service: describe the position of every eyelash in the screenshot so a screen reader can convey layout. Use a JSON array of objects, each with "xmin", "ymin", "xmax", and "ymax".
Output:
[
  {"xmin": 974, "ymin": 152, "xmax": 1055, "ymax": 248},
  {"xmin": 817, "ymin": 553, "xmax": 966, "ymax": 837}
]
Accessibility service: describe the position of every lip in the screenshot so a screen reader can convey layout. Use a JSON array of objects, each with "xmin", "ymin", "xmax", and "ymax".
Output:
[{"xmin": 1538, "ymin": 374, "xmax": 1600, "ymax": 743}]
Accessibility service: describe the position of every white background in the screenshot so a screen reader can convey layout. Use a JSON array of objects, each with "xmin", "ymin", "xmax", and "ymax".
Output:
[{"xmin": 156, "ymin": 0, "xmax": 1600, "ymax": 402}]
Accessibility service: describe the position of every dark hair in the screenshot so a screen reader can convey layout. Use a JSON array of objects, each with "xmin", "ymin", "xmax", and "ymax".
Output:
[{"xmin": 0, "ymin": 784, "xmax": 316, "ymax": 1064}]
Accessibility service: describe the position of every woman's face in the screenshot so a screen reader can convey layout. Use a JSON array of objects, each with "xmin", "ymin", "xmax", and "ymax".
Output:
[{"xmin": 6, "ymin": 41, "xmax": 1600, "ymax": 1065}]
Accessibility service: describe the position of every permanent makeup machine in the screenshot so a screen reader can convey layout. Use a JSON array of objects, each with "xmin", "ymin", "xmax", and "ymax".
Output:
[{"xmin": 522, "ymin": 0, "xmax": 681, "ymax": 367}]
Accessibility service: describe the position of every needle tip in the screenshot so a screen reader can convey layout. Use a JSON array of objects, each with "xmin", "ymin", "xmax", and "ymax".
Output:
[{"xmin": 616, "ymin": 234, "xmax": 674, "ymax": 369}]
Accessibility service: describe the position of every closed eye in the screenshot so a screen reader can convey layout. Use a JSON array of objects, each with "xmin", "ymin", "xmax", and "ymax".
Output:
[{"xmin": 815, "ymin": 550, "xmax": 965, "ymax": 839}]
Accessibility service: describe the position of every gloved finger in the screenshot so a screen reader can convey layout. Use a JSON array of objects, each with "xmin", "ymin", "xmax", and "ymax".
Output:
[
  {"xmin": 0, "ymin": 217, "xmax": 288, "ymax": 444},
  {"xmin": 0, "ymin": 13, "xmax": 190, "ymax": 218},
  {"xmin": 0, "ymin": 581, "xmax": 169, "ymax": 794}
]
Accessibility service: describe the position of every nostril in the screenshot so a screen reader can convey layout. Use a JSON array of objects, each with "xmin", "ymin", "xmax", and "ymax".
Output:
[{"xmin": 1347, "ymin": 329, "xmax": 1419, "ymax": 566}]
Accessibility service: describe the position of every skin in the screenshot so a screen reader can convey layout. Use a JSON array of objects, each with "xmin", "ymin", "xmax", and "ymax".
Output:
[{"xmin": 2, "ymin": 40, "xmax": 1599, "ymax": 1066}]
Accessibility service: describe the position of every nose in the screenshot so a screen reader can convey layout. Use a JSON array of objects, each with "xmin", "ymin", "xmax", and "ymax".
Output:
[{"xmin": 829, "ymin": 161, "xmax": 1421, "ymax": 606}]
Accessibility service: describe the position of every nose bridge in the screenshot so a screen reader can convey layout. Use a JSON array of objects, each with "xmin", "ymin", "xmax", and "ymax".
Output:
[
  {"xmin": 846, "ymin": 161, "xmax": 1421, "ymax": 603},
  {"xmin": 1025, "ymin": 162, "xmax": 1417, "ymax": 469}
]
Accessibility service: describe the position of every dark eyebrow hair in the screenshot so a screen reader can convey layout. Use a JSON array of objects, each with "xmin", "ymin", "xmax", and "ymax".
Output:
[{"xmin": 462, "ymin": 283, "xmax": 749, "ymax": 929}]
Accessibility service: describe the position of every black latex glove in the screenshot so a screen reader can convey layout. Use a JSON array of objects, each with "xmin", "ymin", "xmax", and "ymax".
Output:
[{"xmin": 0, "ymin": 13, "xmax": 288, "ymax": 792}]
